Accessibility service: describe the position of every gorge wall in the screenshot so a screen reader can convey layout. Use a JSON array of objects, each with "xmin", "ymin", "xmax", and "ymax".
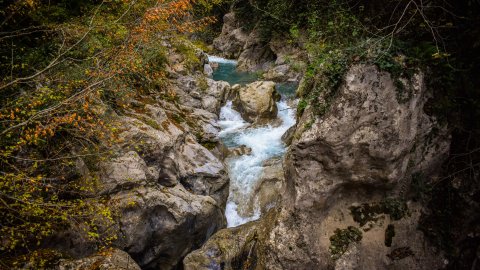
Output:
[
  {"xmin": 4, "ymin": 2, "xmax": 478, "ymax": 269},
  {"xmin": 184, "ymin": 12, "xmax": 452, "ymax": 270}
]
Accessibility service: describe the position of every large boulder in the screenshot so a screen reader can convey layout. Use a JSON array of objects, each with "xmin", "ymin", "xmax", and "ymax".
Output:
[
  {"xmin": 98, "ymin": 151, "xmax": 157, "ymax": 195},
  {"xmin": 177, "ymin": 134, "xmax": 229, "ymax": 208},
  {"xmin": 57, "ymin": 249, "xmax": 141, "ymax": 270},
  {"xmin": 183, "ymin": 220, "xmax": 261, "ymax": 270},
  {"xmin": 174, "ymin": 75, "xmax": 231, "ymax": 116},
  {"xmin": 213, "ymin": 13, "xmax": 248, "ymax": 59},
  {"xmin": 227, "ymin": 145, "xmax": 252, "ymax": 157},
  {"xmin": 202, "ymin": 79, "xmax": 231, "ymax": 115},
  {"xmin": 288, "ymin": 65, "xmax": 450, "ymax": 210},
  {"xmin": 233, "ymin": 81, "xmax": 281, "ymax": 124},
  {"xmin": 112, "ymin": 186, "xmax": 225, "ymax": 269}
]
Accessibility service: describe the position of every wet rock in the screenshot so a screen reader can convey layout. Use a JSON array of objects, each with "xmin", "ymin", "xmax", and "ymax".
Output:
[
  {"xmin": 281, "ymin": 125, "xmax": 296, "ymax": 145},
  {"xmin": 227, "ymin": 145, "xmax": 252, "ymax": 157},
  {"xmin": 204, "ymin": 64, "xmax": 213, "ymax": 77},
  {"xmin": 57, "ymin": 249, "xmax": 141, "ymax": 270},
  {"xmin": 233, "ymin": 81, "xmax": 281, "ymax": 125},
  {"xmin": 245, "ymin": 158, "xmax": 285, "ymax": 215},
  {"xmin": 183, "ymin": 221, "xmax": 260, "ymax": 270}
]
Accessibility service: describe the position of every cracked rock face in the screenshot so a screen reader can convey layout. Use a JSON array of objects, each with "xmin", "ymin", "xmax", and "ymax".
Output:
[
  {"xmin": 99, "ymin": 103, "xmax": 228, "ymax": 269},
  {"xmin": 50, "ymin": 62, "xmax": 231, "ymax": 269},
  {"xmin": 289, "ymin": 65, "xmax": 450, "ymax": 211},
  {"xmin": 213, "ymin": 13, "xmax": 248, "ymax": 59},
  {"xmin": 261, "ymin": 65, "xmax": 450, "ymax": 269}
]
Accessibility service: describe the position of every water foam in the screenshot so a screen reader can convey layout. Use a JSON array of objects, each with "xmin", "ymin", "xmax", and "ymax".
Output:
[
  {"xmin": 219, "ymin": 100, "xmax": 296, "ymax": 227},
  {"xmin": 208, "ymin": 55, "xmax": 238, "ymax": 64}
]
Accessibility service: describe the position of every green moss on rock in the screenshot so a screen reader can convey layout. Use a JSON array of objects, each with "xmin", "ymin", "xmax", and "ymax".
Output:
[
  {"xmin": 387, "ymin": 247, "xmax": 414, "ymax": 260},
  {"xmin": 200, "ymin": 141, "xmax": 217, "ymax": 150},
  {"xmin": 350, "ymin": 198, "xmax": 408, "ymax": 227},
  {"xmin": 329, "ymin": 226, "xmax": 363, "ymax": 259}
]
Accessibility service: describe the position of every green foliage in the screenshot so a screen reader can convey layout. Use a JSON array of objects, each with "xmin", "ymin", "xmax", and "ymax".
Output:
[
  {"xmin": 382, "ymin": 198, "xmax": 409, "ymax": 221},
  {"xmin": 196, "ymin": 76, "xmax": 209, "ymax": 93},
  {"xmin": 192, "ymin": 0, "xmax": 233, "ymax": 42},
  {"xmin": 329, "ymin": 226, "xmax": 363, "ymax": 259},
  {"xmin": 0, "ymin": 0, "xmax": 212, "ymax": 266},
  {"xmin": 296, "ymin": 99, "xmax": 308, "ymax": 116},
  {"xmin": 173, "ymin": 39, "xmax": 201, "ymax": 69}
]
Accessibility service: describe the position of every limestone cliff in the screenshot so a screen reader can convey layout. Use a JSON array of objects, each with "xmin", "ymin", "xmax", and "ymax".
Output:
[{"xmin": 184, "ymin": 64, "xmax": 450, "ymax": 270}]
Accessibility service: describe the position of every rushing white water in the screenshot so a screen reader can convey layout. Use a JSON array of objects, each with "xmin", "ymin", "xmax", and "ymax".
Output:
[
  {"xmin": 208, "ymin": 55, "xmax": 238, "ymax": 64},
  {"xmin": 218, "ymin": 100, "xmax": 296, "ymax": 227},
  {"xmin": 210, "ymin": 55, "xmax": 297, "ymax": 227}
]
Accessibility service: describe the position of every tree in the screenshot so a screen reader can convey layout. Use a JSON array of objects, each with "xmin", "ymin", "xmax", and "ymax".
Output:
[{"xmin": 0, "ymin": 0, "xmax": 213, "ymax": 267}]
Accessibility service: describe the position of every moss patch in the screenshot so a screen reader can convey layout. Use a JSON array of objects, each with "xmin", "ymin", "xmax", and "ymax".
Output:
[
  {"xmin": 170, "ymin": 113, "xmax": 185, "ymax": 124},
  {"xmin": 387, "ymin": 247, "xmax": 414, "ymax": 260},
  {"xmin": 297, "ymin": 98, "xmax": 308, "ymax": 117},
  {"xmin": 350, "ymin": 198, "xmax": 408, "ymax": 227},
  {"xmin": 329, "ymin": 226, "xmax": 363, "ymax": 259},
  {"xmin": 200, "ymin": 141, "xmax": 217, "ymax": 150},
  {"xmin": 196, "ymin": 76, "xmax": 209, "ymax": 93}
]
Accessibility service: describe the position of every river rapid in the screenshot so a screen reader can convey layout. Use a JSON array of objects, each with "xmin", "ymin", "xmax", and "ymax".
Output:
[{"xmin": 209, "ymin": 56, "xmax": 297, "ymax": 227}]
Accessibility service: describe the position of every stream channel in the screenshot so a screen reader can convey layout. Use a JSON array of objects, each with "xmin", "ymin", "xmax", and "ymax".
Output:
[{"xmin": 208, "ymin": 56, "xmax": 298, "ymax": 227}]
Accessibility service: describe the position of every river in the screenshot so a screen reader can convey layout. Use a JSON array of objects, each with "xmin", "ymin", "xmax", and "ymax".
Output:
[{"xmin": 209, "ymin": 56, "xmax": 297, "ymax": 227}]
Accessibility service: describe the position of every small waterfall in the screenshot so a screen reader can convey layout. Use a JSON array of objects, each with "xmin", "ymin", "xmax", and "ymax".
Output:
[
  {"xmin": 208, "ymin": 55, "xmax": 238, "ymax": 64},
  {"xmin": 210, "ymin": 56, "xmax": 297, "ymax": 227}
]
